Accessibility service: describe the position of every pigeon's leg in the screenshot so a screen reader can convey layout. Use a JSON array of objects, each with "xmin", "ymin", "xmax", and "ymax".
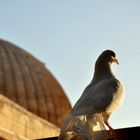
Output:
[
  {"xmin": 102, "ymin": 113, "xmax": 113, "ymax": 130},
  {"xmin": 102, "ymin": 113, "xmax": 114, "ymax": 137}
]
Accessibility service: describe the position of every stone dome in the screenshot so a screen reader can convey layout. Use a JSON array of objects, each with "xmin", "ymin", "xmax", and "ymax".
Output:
[{"xmin": 0, "ymin": 39, "xmax": 72, "ymax": 127}]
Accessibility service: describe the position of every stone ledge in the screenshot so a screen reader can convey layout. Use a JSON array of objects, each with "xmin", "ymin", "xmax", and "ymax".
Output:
[{"xmin": 37, "ymin": 126, "xmax": 140, "ymax": 140}]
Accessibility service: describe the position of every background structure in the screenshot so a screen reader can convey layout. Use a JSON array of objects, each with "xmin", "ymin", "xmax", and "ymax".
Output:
[
  {"xmin": 0, "ymin": 0, "xmax": 140, "ymax": 129},
  {"xmin": 0, "ymin": 39, "xmax": 72, "ymax": 139}
]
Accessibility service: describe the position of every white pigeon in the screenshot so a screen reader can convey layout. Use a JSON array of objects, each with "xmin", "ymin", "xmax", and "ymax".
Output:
[{"xmin": 58, "ymin": 50, "xmax": 125, "ymax": 140}]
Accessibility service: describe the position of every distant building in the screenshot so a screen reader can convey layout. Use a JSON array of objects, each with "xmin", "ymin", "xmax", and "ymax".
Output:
[{"xmin": 0, "ymin": 39, "xmax": 72, "ymax": 139}]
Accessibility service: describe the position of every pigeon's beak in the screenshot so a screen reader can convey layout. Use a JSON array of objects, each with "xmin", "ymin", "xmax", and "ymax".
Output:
[{"xmin": 114, "ymin": 57, "xmax": 119, "ymax": 65}]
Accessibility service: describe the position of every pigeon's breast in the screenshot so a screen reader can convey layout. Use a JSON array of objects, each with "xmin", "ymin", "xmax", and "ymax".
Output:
[{"xmin": 106, "ymin": 81, "xmax": 125, "ymax": 113}]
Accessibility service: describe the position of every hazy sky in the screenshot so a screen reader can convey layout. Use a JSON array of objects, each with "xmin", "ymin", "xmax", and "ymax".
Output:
[{"xmin": 1, "ymin": 0, "xmax": 140, "ymax": 129}]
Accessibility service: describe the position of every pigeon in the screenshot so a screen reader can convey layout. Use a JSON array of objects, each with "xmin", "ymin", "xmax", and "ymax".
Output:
[{"xmin": 58, "ymin": 50, "xmax": 125, "ymax": 140}]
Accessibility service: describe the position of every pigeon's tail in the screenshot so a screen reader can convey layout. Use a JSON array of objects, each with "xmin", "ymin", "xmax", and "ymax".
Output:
[
  {"xmin": 58, "ymin": 132, "xmax": 70, "ymax": 140},
  {"xmin": 58, "ymin": 115, "xmax": 93, "ymax": 140},
  {"xmin": 58, "ymin": 116, "xmax": 77, "ymax": 140}
]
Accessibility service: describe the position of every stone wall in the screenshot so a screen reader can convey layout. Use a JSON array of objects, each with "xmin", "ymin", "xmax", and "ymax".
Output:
[{"xmin": 0, "ymin": 94, "xmax": 60, "ymax": 140}]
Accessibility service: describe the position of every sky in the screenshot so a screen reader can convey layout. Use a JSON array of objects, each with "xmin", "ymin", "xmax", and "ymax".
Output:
[{"xmin": 0, "ymin": 0, "xmax": 140, "ymax": 129}]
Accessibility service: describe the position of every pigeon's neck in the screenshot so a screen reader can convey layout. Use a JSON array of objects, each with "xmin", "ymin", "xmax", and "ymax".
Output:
[{"xmin": 92, "ymin": 61, "xmax": 115, "ymax": 84}]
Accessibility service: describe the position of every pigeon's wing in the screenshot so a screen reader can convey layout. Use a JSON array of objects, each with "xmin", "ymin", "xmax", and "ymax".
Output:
[
  {"xmin": 70, "ymin": 78, "xmax": 122, "ymax": 116},
  {"xmin": 71, "ymin": 83, "xmax": 93, "ymax": 112}
]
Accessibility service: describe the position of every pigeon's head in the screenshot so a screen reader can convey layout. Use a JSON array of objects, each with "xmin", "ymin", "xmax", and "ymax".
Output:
[{"xmin": 98, "ymin": 50, "xmax": 119, "ymax": 65}]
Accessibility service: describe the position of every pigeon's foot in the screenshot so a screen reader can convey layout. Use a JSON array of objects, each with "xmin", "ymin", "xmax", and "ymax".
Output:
[{"xmin": 104, "ymin": 121, "xmax": 113, "ymax": 130}]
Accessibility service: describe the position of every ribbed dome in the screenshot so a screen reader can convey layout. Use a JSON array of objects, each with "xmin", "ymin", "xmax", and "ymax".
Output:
[{"xmin": 0, "ymin": 39, "xmax": 72, "ymax": 127}]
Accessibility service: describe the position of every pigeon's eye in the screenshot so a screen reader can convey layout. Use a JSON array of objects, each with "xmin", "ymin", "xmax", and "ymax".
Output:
[{"xmin": 111, "ymin": 56, "xmax": 115, "ymax": 60}]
